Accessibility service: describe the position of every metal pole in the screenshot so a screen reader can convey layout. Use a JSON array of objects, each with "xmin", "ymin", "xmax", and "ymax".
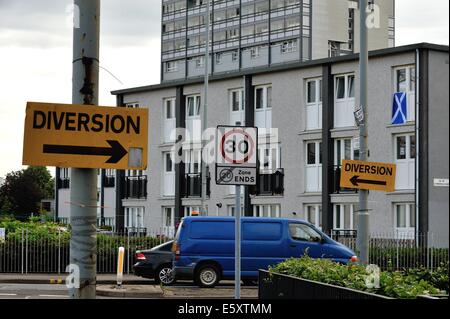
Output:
[
  {"xmin": 357, "ymin": 0, "xmax": 369, "ymax": 265},
  {"xmin": 201, "ymin": 0, "xmax": 211, "ymax": 216},
  {"xmin": 235, "ymin": 185, "xmax": 241, "ymax": 299},
  {"xmin": 69, "ymin": 0, "xmax": 100, "ymax": 299}
]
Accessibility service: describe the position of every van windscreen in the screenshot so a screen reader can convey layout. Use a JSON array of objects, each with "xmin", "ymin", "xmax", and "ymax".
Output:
[{"xmin": 189, "ymin": 221, "xmax": 234, "ymax": 240}]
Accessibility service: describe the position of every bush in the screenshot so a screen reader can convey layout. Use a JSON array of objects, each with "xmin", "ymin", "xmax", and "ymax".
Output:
[
  {"xmin": 269, "ymin": 256, "xmax": 446, "ymax": 299},
  {"xmin": 404, "ymin": 262, "xmax": 449, "ymax": 293}
]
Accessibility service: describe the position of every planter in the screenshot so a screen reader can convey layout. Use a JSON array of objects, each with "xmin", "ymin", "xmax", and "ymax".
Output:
[{"xmin": 259, "ymin": 270, "xmax": 393, "ymax": 300}]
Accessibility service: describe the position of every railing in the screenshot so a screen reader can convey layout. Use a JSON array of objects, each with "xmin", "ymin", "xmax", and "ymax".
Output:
[
  {"xmin": 331, "ymin": 232, "xmax": 449, "ymax": 271},
  {"xmin": 182, "ymin": 173, "xmax": 210, "ymax": 198},
  {"xmin": 332, "ymin": 165, "xmax": 358, "ymax": 194},
  {"xmin": 250, "ymin": 169, "xmax": 284, "ymax": 196},
  {"xmin": 122, "ymin": 175, "xmax": 147, "ymax": 200},
  {"xmin": 0, "ymin": 227, "xmax": 174, "ymax": 274},
  {"xmin": 57, "ymin": 178, "xmax": 70, "ymax": 189},
  {"xmin": 103, "ymin": 175, "xmax": 115, "ymax": 188}
]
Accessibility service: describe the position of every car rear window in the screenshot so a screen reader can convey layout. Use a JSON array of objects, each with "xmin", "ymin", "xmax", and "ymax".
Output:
[
  {"xmin": 243, "ymin": 222, "xmax": 282, "ymax": 241},
  {"xmin": 189, "ymin": 221, "xmax": 234, "ymax": 240}
]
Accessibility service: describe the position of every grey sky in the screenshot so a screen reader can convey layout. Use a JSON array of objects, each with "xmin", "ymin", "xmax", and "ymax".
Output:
[{"xmin": 0, "ymin": 0, "xmax": 448, "ymax": 177}]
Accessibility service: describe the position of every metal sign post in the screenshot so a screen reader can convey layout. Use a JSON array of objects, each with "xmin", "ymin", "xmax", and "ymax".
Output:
[{"xmin": 216, "ymin": 125, "xmax": 257, "ymax": 299}]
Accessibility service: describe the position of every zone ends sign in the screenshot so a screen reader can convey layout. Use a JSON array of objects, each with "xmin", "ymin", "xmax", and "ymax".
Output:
[{"xmin": 23, "ymin": 102, "xmax": 148, "ymax": 170}]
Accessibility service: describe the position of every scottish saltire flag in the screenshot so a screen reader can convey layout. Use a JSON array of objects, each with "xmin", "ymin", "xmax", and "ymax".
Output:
[{"xmin": 392, "ymin": 92, "xmax": 407, "ymax": 125}]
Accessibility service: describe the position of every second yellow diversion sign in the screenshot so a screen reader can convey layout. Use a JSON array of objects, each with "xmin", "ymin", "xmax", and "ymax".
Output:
[{"xmin": 23, "ymin": 102, "xmax": 148, "ymax": 170}]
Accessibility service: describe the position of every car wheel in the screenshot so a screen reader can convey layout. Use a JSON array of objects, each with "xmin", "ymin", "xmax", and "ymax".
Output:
[
  {"xmin": 195, "ymin": 264, "xmax": 220, "ymax": 288},
  {"xmin": 155, "ymin": 265, "xmax": 175, "ymax": 286}
]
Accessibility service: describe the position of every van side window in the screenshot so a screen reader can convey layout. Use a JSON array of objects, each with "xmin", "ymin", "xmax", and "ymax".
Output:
[{"xmin": 289, "ymin": 223, "xmax": 322, "ymax": 242}]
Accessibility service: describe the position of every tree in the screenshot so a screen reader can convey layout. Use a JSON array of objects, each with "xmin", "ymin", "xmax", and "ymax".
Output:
[{"xmin": 0, "ymin": 167, "xmax": 54, "ymax": 220}]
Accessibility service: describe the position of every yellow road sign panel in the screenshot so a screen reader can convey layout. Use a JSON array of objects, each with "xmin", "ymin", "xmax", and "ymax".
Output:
[
  {"xmin": 340, "ymin": 160, "xmax": 396, "ymax": 192},
  {"xmin": 22, "ymin": 102, "xmax": 148, "ymax": 170}
]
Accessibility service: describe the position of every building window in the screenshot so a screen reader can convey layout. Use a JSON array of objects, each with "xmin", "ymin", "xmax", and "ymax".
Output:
[
  {"xmin": 163, "ymin": 98, "xmax": 176, "ymax": 143},
  {"xmin": 215, "ymin": 53, "xmax": 223, "ymax": 65},
  {"xmin": 280, "ymin": 40, "xmax": 297, "ymax": 53},
  {"xmin": 334, "ymin": 138, "xmax": 359, "ymax": 166},
  {"xmin": 304, "ymin": 204, "xmax": 322, "ymax": 230},
  {"xmin": 394, "ymin": 203, "xmax": 415, "ymax": 238},
  {"xmin": 231, "ymin": 50, "xmax": 238, "ymax": 61},
  {"xmin": 227, "ymin": 28, "xmax": 239, "ymax": 39},
  {"xmin": 195, "ymin": 56, "xmax": 204, "ymax": 68},
  {"xmin": 333, "ymin": 204, "xmax": 356, "ymax": 230},
  {"xmin": 165, "ymin": 61, "xmax": 178, "ymax": 72},
  {"xmin": 163, "ymin": 152, "xmax": 175, "ymax": 196},
  {"xmin": 186, "ymin": 95, "xmax": 201, "ymax": 140},
  {"xmin": 253, "ymin": 204, "xmax": 280, "ymax": 218},
  {"xmin": 124, "ymin": 207, "xmax": 145, "ymax": 230},
  {"xmin": 229, "ymin": 89, "xmax": 244, "ymax": 125},
  {"xmin": 162, "ymin": 207, "xmax": 175, "ymax": 237},
  {"xmin": 395, "ymin": 134, "xmax": 415, "ymax": 190},
  {"xmin": 305, "ymin": 141, "xmax": 322, "ymax": 192},
  {"xmin": 305, "ymin": 78, "xmax": 322, "ymax": 130},
  {"xmin": 250, "ymin": 46, "xmax": 260, "ymax": 59},
  {"xmin": 394, "ymin": 65, "xmax": 416, "ymax": 122},
  {"xmin": 228, "ymin": 205, "xmax": 245, "ymax": 217},
  {"xmin": 259, "ymin": 143, "xmax": 281, "ymax": 173},
  {"xmin": 334, "ymin": 74, "xmax": 356, "ymax": 128},
  {"xmin": 126, "ymin": 102, "xmax": 139, "ymax": 108},
  {"xmin": 254, "ymin": 85, "xmax": 272, "ymax": 130}
]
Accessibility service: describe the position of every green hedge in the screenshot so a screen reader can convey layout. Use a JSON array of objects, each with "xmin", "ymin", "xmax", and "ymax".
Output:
[{"xmin": 269, "ymin": 256, "xmax": 448, "ymax": 299}]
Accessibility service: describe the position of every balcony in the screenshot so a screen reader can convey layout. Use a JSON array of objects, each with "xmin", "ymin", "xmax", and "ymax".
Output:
[
  {"xmin": 122, "ymin": 175, "xmax": 147, "ymax": 200},
  {"xmin": 250, "ymin": 169, "xmax": 284, "ymax": 196},
  {"xmin": 57, "ymin": 178, "xmax": 70, "ymax": 189},
  {"xmin": 182, "ymin": 173, "xmax": 210, "ymax": 198},
  {"xmin": 332, "ymin": 166, "xmax": 358, "ymax": 194},
  {"xmin": 103, "ymin": 175, "xmax": 115, "ymax": 188}
]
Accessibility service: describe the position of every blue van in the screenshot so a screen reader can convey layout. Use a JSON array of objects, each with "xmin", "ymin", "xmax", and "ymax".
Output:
[{"xmin": 172, "ymin": 216, "xmax": 357, "ymax": 287}]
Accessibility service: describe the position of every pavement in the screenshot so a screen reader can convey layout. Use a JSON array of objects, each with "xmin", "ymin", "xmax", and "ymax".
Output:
[
  {"xmin": 0, "ymin": 273, "xmax": 149, "ymax": 285},
  {"xmin": 0, "ymin": 274, "xmax": 259, "ymax": 299}
]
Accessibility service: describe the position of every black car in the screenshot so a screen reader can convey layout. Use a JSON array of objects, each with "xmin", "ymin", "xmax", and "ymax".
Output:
[{"xmin": 133, "ymin": 240, "xmax": 175, "ymax": 285}]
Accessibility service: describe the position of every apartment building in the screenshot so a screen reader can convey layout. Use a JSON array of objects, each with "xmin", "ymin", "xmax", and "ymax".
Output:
[
  {"xmin": 82, "ymin": 43, "xmax": 445, "ymax": 247},
  {"xmin": 160, "ymin": 0, "xmax": 395, "ymax": 82}
]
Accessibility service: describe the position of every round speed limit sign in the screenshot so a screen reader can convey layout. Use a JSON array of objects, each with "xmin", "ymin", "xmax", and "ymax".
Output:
[{"xmin": 218, "ymin": 126, "xmax": 257, "ymax": 166}]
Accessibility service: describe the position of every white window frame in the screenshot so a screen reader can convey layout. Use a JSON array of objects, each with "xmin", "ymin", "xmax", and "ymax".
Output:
[
  {"xmin": 162, "ymin": 206, "xmax": 175, "ymax": 237},
  {"xmin": 229, "ymin": 89, "xmax": 244, "ymax": 125},
  {"xmin": 162, "ymin": 152, "xmax": 175, "ymax": 196},
  {"xmin": 250, "ymin": 46, "xmax": 260, "ymax": 59},
  {"xmin": 394, "ymin": 203, "xmax": 416, "ymax": 238},
  {"xmin": 163, "ymin": 97, "xmax": 176, "ymax": 143},
  {"xmin": 281, "ymin": 40, "xmax": 297, "ymax": 53},
  {"xmin": 196, "ymin": 56, "xmax": 205, "ymax": 68},
  {"xmin": 304, "ymin": 204, "xmax": 322, "ymax": 230},
  {"xmin": 124, "ymin": 207, "xmax": 145, "ymax": 229},
  {"xmin": 258, "ymin": 143, "xmax": 281, "ymax": 174},
  {"xmin": 334, "ymin": 73, "xmax": 356, "ymax": 128},
  {"xmin": 254, "ymin": 85, "xmax": 272, "ymax": 131},
  {"xmin": 334, "ymin": 138, "xmax": 359, "ymax": 166},
  {"xmin": 126, "ymin": 102, "xmax": 139, "ymax": 108},
  {"xmin": 61, "ymin": 168, "xmax": 69, "ymax": 179},
  {"xmin": 228, "ymin": 205, "xmax": 245, "ymax": 217},
  {"xmin": 166, "ymin": 61, "xmax": 178, "ymax": 73},
  {"xmin": 184, "ymin": 206, "xmax": 206, "ymax": 217},
  {"xmin": 253, "ymin": 204, "xmax": 281, "ymax": 218},
  {"xmin": 394, "ymin": 134, "xmax": 416, "ymax": 190},
  {"xmin": 305, "ymin": 78, "xmax": 322, "ymax": 130},
  {"xmin": 186, "ymin": 95, "xmax": 201, "ymax": 141},
  {"xmin": 305, "ymin": 141, "xmax": 322, "ymax": 192},
  {"xmin": 333, "ymin": 204, "xmax": 355, "ymax": 230},
  {"xmin": 394, "ymin": 65, "xmax": 416, "ymax": 122}
]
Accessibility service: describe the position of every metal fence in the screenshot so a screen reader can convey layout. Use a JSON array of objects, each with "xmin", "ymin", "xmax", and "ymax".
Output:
[
  {"xmin": 331, "ymin": 232, "xmax": 449, "ymax": 271},
  {"xmin": 0, "ymin": 229, "xmax": 448, "ymax": 274},
  {"xmin": 0, "ymin": 228, "xmax": 173, "ymax": 274}
]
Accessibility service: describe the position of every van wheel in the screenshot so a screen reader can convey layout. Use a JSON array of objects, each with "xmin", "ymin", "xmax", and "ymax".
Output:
[{"xmin": 195, "ymin": 264, "xmax": 220, "ymax": 288}]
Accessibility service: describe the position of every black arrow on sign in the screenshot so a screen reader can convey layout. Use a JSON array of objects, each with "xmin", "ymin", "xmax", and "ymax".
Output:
[
  {"xmin": 43, "ymin": 140, "xmax": 127, "ymax": 164},
  {"xmin": 350, "ymin": 175, "xmax": 387, "ymax": 187}
]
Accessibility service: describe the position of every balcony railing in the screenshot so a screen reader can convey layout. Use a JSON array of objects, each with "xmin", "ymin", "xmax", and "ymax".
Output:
[
  {"xmin": 332, "ymin": 165, "xmax": 358, "ymax": 194},
  {"xmin": 182, "ymin": 173, "xmax": 210, "ymax": 198},
  {"xmin": 250, "ymin": 169, "xmax": 284, "ymax": 196},
  {"xmin": 103, "ymin": 175, "xmax": 115, "ymax": 188},
  {"xmin": 122, "ymin": 175, "xmax": 147, "ymax": 200},
  {"xmin": 57, "ymin": 178, "xmax": 70, "ymax": 189}
]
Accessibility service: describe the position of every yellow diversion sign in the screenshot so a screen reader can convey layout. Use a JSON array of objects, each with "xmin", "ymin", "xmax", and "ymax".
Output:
[
  {"xmin": 340, "ymin": 160, "xmax": 396, "ymax": 192},
  {"xmin": 22, "ymin": 102, "xmax": 148, "ymax": 170}
]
